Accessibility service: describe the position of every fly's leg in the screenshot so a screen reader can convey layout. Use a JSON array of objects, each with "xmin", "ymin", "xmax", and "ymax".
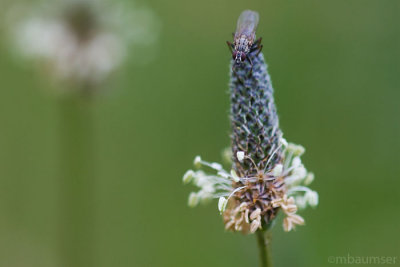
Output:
[
  {"xmin": 246, "ymin": 56, "xmax": 254, "ymax": 76},
  {"xmin": 247, "ymin": 41, "xmax": 263, "ymax": 76},
  {"xmin": 247, "ymin": 56, "xmax": 253, "ymax": 67},
  {"xmin": 250, "ymin": 37, "xmax": 263, "ymax": 55},
  {"xmin": 250, "ymin": 43, "xmax": 263, "ymax": 54},
  {"xmin": 233, "ymin": 71, "xmax": 245, "ymax": 85},
  {"xmin": 226, "ymin": 41, "xmax": 234, "ymax": 54},
  {"xmin": 228, "ymin": 42, "xmax": 244, "ymax": 83},
  {"xmin": 253, "ymin": 37, "xmax": 262, "ymax": 47},
  {"xmin": 255, "ymin": 45, "xmax": 263, "ymax": 56},
  {"xmin": 231, "ymin": 65, "xmax": 245, "ymax": 85}
]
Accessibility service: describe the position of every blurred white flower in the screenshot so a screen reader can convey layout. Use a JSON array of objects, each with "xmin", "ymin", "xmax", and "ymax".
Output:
[{"xmin": 6, "ymin": 0, "xmax": 160, "ymax": 90}]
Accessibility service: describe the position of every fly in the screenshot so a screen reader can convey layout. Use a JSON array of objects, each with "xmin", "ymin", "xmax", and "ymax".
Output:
[{"xmin": 227, "ymin": 10, "xmax": 263, "ymax": 68}]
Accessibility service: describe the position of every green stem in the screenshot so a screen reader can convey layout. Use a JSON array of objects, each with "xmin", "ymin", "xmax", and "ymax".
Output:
[
  {"xmin": 256, "ymin": 230, "xmax": 273, "ymax": 267},
  {"xmin": 58, "ymin": 95, "xmax": 95, "ymax": 267}
]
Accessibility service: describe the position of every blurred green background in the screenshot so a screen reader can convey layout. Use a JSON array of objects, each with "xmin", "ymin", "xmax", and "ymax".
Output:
[{"xmin": 0, "ymin": 0, "xmax": 399, "ymax": 266}]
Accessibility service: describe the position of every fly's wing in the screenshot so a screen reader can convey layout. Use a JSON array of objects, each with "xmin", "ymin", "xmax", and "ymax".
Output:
[{"xmin": 235, "ymin": 10, "xmax": 259, "ymax": 40}]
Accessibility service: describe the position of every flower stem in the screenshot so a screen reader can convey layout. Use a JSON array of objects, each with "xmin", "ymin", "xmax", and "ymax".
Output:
[
  {"xmin": 256, "ymin": 230, "xmax": 273, "ymax": 267},
  {"xmin": 58, "ymin": 95, "xmax": 95, "ymax": 267}
]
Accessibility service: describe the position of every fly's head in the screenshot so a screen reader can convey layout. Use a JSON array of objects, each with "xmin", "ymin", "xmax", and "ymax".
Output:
[{"xmin": 232, "ymin": 50, "xmax": 246, "ymax": 65}]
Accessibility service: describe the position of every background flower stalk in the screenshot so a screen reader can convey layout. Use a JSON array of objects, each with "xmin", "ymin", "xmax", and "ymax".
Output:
[{"xmin": 6, "ymin": 1, "xmax": 159, "ymax": 265}]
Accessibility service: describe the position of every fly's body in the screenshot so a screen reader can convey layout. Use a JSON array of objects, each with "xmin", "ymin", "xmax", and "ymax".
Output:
[{"xmin": 227, "ymin": 10, "xmax": 262, "ymax": 67}]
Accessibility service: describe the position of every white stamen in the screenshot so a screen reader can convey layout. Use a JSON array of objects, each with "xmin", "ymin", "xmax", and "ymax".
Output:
[
  {"xmin": 188, "ymin": 192, "xmax": 199, "ymax": 208},
  {"xmin": 304, "ymin": 172, "xmax": 315, "ymax": 185},
  {"xmin": 217, "ymin": 171, "xmax": 230, "ymax": 179},
  {"xmin": 272, "ymin": 164, "xmax": 283, "ymax": 177},
  {"xmin": 210, "ymin": 162, "xmax": 223, "ymax": 171},
  {"xmin": 230, "ymin": 169, "xmax": 240, "ymax": 182},
  {"xmin": 193, "ymin": 156, "xmax": 202, "ymax": 168},
  {"xmin": 226, "ymin": 186, "xmax": 247, "ymax": 203},
  {"xmin": 295, "ymin": 196, "xmax": 307, "ymax": 209},
  {"xmin": 182, "ymin": 170, "xmax": 195, "ymax": 184},
  {"xmin": 305, "ymin": 191, "xmax": 319, "ymax": 207},
  {"xmin": 287, "ymin": 186, "xmax": 313, "ymax": 195},
  {"xmin": 250, "ymin": 218, "xmax": 261, "ymax": 233},
  {"xmin": 287, "ymin": 143, "xmax": 305, "ymax": 156},
  {"xmin": 292, "ymin": 157, "xmax": 301, "ymax": 168},
  {"xmin": 218, "ymin": 197, "xmax": 228, "ymax": 214},
  {"xmin": 263, "ymin": 144, "xmax": 282, "ymax": 172},
  {"xmin": 250, "ymin": 208, "xmax": 261, "ymax": 220},
  {"xmin": 237, "ymin": 151, "xmax": 245, "ymax": 162},
  {"xmin": 280, "ymin": 137, "xmax": 288, "ymax": 147}
]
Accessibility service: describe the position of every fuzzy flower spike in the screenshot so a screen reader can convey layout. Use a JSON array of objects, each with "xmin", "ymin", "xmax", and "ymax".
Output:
[{"xmin": 183, "ymin": 10, "xmax": 318, "ymax": 235}]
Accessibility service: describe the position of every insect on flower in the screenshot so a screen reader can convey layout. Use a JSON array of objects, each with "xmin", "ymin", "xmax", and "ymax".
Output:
[{"xmin": 227, "ymin": 10, "xmax": 263, "ymax": 68}]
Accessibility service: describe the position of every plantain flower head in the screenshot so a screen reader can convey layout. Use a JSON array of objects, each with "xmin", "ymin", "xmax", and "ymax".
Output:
[{"xmin": 183, "ymin": 10, "xmax": 318, "ymax": 234}]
